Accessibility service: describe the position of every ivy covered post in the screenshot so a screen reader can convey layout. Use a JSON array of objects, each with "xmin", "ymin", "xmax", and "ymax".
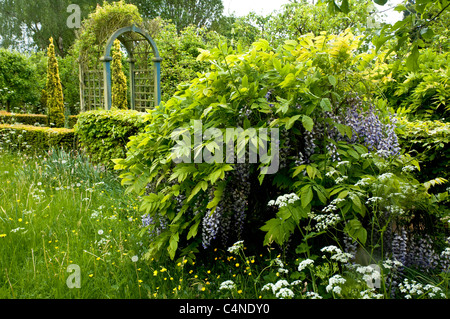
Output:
[
  {"xmin": 111, "ymin": 39, "xmax": 128, "ymax": 110},
  {"xmin": 46, "ymin": 37, "xmax": 65, "ymax": 128}
]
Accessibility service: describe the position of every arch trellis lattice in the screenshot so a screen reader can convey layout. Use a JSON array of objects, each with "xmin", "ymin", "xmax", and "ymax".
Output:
[{"xmin": 79, "ymin": 25, "xmax": 162, "ymax": 112}]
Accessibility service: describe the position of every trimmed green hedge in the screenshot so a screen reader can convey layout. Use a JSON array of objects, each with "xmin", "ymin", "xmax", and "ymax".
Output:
[
  {"xmin": 0, "ymin": 124, "xmax": 76, "ymax": 153},
  {"xmin": 74, "ymin": 110, "xmax": 147, "ymax": 167},
  {"xmin": 0, "ymin": 112, "xmax": 48, "ymax": 126},
  {"xmin": 0, "ymin": 111, "xmax": 78, "ymax": 128}
]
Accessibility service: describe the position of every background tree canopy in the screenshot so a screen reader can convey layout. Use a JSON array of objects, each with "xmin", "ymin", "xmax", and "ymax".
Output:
[
  {"xmin": 0, "ymin": 0, "xmax": 449, "ymax": 117},
  {"xmin": 0, "ymin": 0, "xmax": 99, "ymax": 56},
  {"xmin": 129, "ymin": 0, "xmax": 224, "ymax": 32}
]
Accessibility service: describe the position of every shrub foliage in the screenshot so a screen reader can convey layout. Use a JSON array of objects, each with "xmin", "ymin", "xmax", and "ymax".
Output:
[
  {"xmin": 74, "ymin": 109, "xmax": 146, "ymax": 167},
  {"xmin": 0, "ymin": 124, "xmax": 75, "ymax": 153},
  {"xmin": 114, "ymin": 31, "xmax": 450, "ymax": 261}
]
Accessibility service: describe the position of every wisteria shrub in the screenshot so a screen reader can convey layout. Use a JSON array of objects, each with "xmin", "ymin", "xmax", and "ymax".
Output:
[{"xmin": 114, "ymin": 30, "xmax": 449, "ymax": 264}]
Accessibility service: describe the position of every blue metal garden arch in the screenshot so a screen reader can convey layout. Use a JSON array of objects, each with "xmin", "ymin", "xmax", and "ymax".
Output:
[{"xmin": 100, "ymin": 24, "xmax": 162, "ymax": 110}]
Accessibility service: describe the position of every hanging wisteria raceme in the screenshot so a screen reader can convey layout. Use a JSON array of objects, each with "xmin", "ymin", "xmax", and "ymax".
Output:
[
  {"xmin": 391, "ymin": 228, "xmax": 408, "ymax": 267},
  {"xmin": 343, "ymin": 234, "xmax": 358, "ymax": 262},
  {"xmin": 388, "ymin": 228, "xmax": 442, "ymax": 271},
  {"xmin": 141, "ymin": 212, "xmax": 168, "ymax": 240},
  {"xmin": 295, "ymin": 129, "xmax": 317, "ymax": 166},
  {"xmin": 294, "ymin": 93, "xmax": 401, "ymax": 165},
  {"xmin": 230, "ymin": 163, "xmax": 251, "ymax": 241},
  {"xmin": 279, "ymin": 129, "xmax": 291, "ymax": 170},
  {"xmin": 202, "ymin": 206, "xmax": 223, "ymax": 249},
  {"xmin": 384, "ymin": 228, "xmax": 450, "ymax": 295},
  {"xmin": 340, "ymin": 94, "xmax": 400, "ymax": 157},
  {"xmin": 201, "ymin": 163, "xmax": 251, "ymax": 249},
  {"xmin": 441, "ymin": 240, "xmax": 450, "ymax": 273}
]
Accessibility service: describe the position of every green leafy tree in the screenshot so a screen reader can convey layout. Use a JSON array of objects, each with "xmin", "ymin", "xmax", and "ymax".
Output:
[
  {"xmin": 0, "ymin": 0, "xmax": 99, "ymax": 56},
  {"xmin": 148, "ymin": 18, "xmax": 224, "ymax": 102},
  {"xmin": 0, "ymin": 48, "xmax": 39, "ymax": 112},
  {"xmin": 323, "ymin": 0, "xmax": 450, "ymax": 70},
  {"xmin": 46, "ymin": 37, "xmax": 65, "ymax": 128},
  {"xmin": 111, "ymin": 39, "xmax": 128, "ymax": 110},
  {"xmin": 129, "ymin": 0, "xmax": 224, "ymax": 32},
  {"xmin": 254, "ymin": 1, "xmax": 376, "ymax": 45}
]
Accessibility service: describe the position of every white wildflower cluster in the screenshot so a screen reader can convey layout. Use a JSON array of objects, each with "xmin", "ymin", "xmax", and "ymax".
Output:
[
  {"xmin": 334, "ymin": 176, "xmax": 348, "ymax": 184},
  {"xmin": 377, "ymin": 172, "xmax": 394, "ymax": 182},
  {"xmin": 10, "ymin": 227, "xmax": 26, "ymax": 234},
  {"xmin": 374, "ymin": 161, "xmax": 388, "ymax": 170},
  {"xmin": 267, "ymin": 193, "xmax": 300, "ymax": 208},
  {"xmin": 441, "ymin": 247, "xmax": 450, "ymax": 258},
  {"xmin": 90, "ymin": 210, "xmax": 103, "ymax": 219},
  {"xmin": 398, "ymin": 278, "xmax": 446, "ymax": 299},
  {"xmin": 321, "ymin": 245, "xmax": 352, "ymax": 263},
  {"xmin": 398, "ymin": 182, "xmax": 420, "ymax": 197},
  {"xmin": 382, "ymin": 259, "xmax": 403, "ymax": 270},
  {"xmin": 227, "ymin": 240, "xmax": 244, "ymax": 254},
  {"xmin": 95, "ymin": 235, "xmax": 110, "ymax": 247},
  {"xmin": 384, "ymin": 204, "xmax": 405, "ymax": 216},
  {"xmin": 401, "ymin": 165, "xmax": 417, "ymax": 173},
  {"xmin": 313, "ymin": 213, "xmax": 341, "ymax": 231},
  {"xmin": 320, "ymin": 198, "xmax": 345, "ymax": 214},
  {"xmin": 326, "ymin": 274, "xmax": 346, "ymax": 295},
  {"xmin": 356, "ymin": 265, "xmax": 381, "ymax": 288},
  {"xmin": 298, "ymin": 258, "xmax": 315, "ymax": 272},
  {"xmin": 330, "ymin": 198, "xmax": 346, "ymax": 205},
  {"xmin": 365, "ymin": 196, "xmax": 383, "ymax": 204},
  {"xmin": 321, "ymin": 245, "xmax": 341, "ymax": 254},
  {"xmin": 219, "ymin": 280, "xmax": 236, "ymax": 291},
  {"xmin": 262, "ymin": 280, "xmax": 289, "ymax": 297},
  {"xmin": 336, "ymin": 161, "xmax": 350, "ymax": 168},
  {"xmin": 360, "ymin": 288, "xmax": 384, "ymax": 299},
  {"xmin": 261, "ymin": 279, "xmax": 301, "ymax": 299},
  {"xmin": 305, "ymin": 291, "xmax": 323, "ymax": 299},
  {"xmin": 274, "ymin": 258, "xmax": 289, "ymax": 274},
  {"xmin": 276, "ymin": 287, "xmax": 295, "ymax": 299},
  {"xmin": 354, "ymin": 177, "xmax": 372, "ymax": 187},
  {"xmin": 325, "ymin": 169, "xmax": 338, "ymax": 178},
  {"xmin": 331, "ymin": 251, "xmax": 353, "ymax": 263},
  {"xmin": 321, "ymin": 204, "xmax": 337, "ymax": 213}
]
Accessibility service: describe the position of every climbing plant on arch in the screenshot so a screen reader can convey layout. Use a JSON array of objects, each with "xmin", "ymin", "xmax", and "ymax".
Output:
[{"xmin": 75, "ymin": 1, "xmax": 162, "ymax": 112}]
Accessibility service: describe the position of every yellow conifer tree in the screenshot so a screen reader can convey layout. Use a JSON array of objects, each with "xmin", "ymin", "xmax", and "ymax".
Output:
[
  {"xmin": 112, "ymin": 39, "xmax": 128, "ymax": 110},
  {"xmin": 46, "ymin": 37, "xmax": 65, "ymax": 128}
]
